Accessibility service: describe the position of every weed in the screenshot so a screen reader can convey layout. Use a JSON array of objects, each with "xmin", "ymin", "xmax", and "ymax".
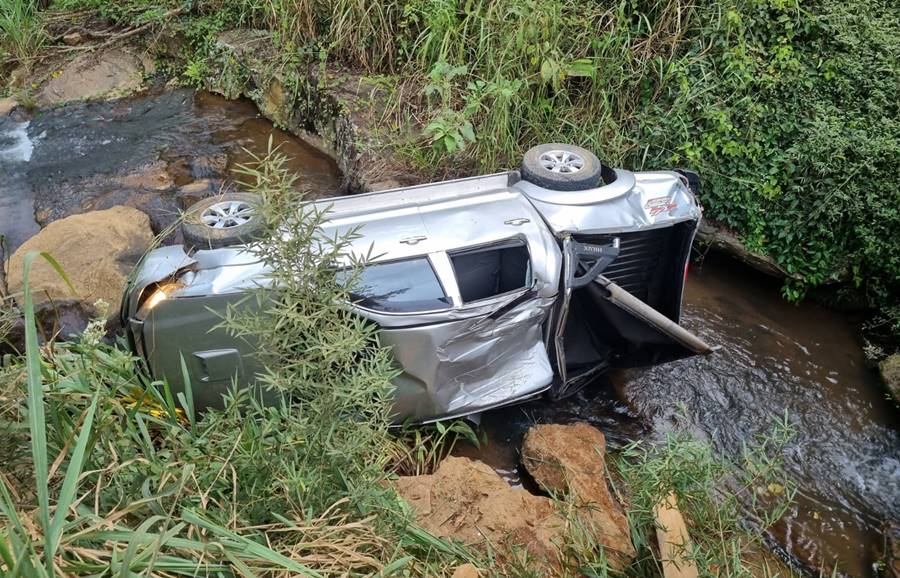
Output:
[
  {"xmin": 615, "ymin": 415, "xmax": 797, "ymax": 578},
  {"xmin": 0, "ymin": 0, "xmax": 45, "ymax": 67}
]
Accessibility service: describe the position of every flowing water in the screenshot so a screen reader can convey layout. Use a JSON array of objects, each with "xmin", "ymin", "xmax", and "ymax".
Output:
[
  {"xmin": 469, "ymin": 254, "xmax": 899, "ymax": 577},
  {"xmin": 2, "ymin": 88, "xmax": 897, "ymax": 576},
  {"xmin": 0, "ymin": 88, "xmax": 340, "ymax": 253}
]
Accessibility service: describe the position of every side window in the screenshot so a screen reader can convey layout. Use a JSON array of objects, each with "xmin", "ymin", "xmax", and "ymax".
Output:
[
  {"xmin": 338, "ymin": 258, "xmax": 450, "ymax": 313},
  {"xmin": 450, "ymin": 240, "xmax": 531, "ymax": 303}
]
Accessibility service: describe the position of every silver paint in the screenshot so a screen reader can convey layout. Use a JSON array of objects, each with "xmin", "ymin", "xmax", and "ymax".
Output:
[{"xmin": 124, "ymin": 164, "xmax": 706, "ymax": 421}]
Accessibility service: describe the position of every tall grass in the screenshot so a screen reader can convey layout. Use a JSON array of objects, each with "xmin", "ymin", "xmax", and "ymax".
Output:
[
  {"xmin": 0, "ymin": 0, "xmax": 45, "ymax": 66},
  {"xmin": 314, "ymin": 0, "xmax": 695, "ymax": 168}
]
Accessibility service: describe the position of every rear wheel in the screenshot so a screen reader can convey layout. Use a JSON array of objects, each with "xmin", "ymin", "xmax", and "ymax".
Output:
[
  {"xmin": 182, "ymin": 192, "xmax": 264, "ymax": 249},
  {"xmin": 520, "ymin": 143, "xmax": 604, "ymax": 191}
]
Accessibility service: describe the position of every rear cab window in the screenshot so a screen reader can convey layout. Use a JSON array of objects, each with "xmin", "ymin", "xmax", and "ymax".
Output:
[
  {"xmin": 449, "ymin": 240, "xmax": 532, "ymax": 303},
  {"xmin": 338, "ymin": 257, "xmax": 451, "ymax": 313}
]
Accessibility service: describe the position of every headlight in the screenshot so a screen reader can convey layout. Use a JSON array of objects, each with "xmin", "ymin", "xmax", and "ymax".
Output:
[{"xmin": 136, "ymin": 281, "xmax": 182, "ymax": 319}]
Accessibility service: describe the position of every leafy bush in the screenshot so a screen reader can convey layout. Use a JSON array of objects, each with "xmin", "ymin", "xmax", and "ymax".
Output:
[{"xmin": 639, "ymin": 0, "xmax": 900, "ymax": 321}]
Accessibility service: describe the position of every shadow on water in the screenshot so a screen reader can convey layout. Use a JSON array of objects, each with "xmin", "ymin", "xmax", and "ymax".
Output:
[{"xmin": 473, "ymin": 253, "xmax": 899, "ymax": 577}]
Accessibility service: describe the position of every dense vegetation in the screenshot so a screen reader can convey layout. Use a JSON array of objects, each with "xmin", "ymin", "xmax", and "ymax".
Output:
[{"xmin": 0, "ymin": 0, "xmax": 886, "ymax": 573}]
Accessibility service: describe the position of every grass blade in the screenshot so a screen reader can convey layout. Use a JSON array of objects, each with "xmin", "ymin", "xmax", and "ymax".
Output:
[
  {"xmin": 21, "ymin": 251, "xmax": 75, "ymax": 576},
  {"xmin": 47, "ymin": 390, "xmax": 100, "ymax": 561}
]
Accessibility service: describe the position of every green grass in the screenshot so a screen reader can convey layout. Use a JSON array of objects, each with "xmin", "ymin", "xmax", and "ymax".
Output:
[{"xmin": 0, "ymin": 0, "xmax": 45, "ymax": 66}]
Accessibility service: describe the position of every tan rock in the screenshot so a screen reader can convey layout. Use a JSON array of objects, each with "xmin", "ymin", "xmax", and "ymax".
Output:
[
  {"xmin": 260, "ymin": 77, "xmax": 287, "ymax": 125},
  {"xmin": 0, "ymin": 97, "xmax": 17, "ymax": 116},
  {"xmin": 179, "ymin": 180, "xmax": 214, "ymax": 195},
  {"xmin": 521, "ymin": 423, "xmax": 636, "ymax": 567},
  {"xmin": 881, "ymin": 354, "xmax": 900, "ymax": 403},
  {"xmin": 62, "ymin": 32, "xmax": 83, "ymax": 46},
  {"xmin": 395, "ymin": 456, "xmax": 564, "ymax": 569},
  {"xmin": 451, "ymin": 563, "xmax": 481, "ymax": 578},
  {"xmin": 7, "ymin": 206, "xmax": 154, "ymax": 335},
  {"xmin": 38, "ymin": 48, "xmax": 148, "ymax": 105},
  {"xmin": 114, "ymin": 161, "xmax": 176, "ymax": 191}
]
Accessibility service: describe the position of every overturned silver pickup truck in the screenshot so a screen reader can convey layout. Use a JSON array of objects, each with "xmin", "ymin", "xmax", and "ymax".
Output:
[{"xmin": 121, "ymin": 144, "xmax": 714, "ymax": 422}]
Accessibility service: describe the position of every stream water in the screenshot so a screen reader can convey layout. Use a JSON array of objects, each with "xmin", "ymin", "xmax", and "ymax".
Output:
[
  {"xmin": 1, "ymin": 88, "xmax": 897, "ymax": 576},
  {"xmin": 0, "ymin": 88, "xmax": 340, "ymax": 253},
  {"xmin": 467, "ymin": 254, "xmax": 899, "ymax": 577}
]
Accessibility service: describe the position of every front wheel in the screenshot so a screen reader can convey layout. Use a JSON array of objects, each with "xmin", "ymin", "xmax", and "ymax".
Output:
[
  {"xmin": 520, "ymin": 143, "xmax": 605, "ymax": 191},
  {"xmin": 182, "ymin": 192, "xmax": 264, "ymax": 249}
]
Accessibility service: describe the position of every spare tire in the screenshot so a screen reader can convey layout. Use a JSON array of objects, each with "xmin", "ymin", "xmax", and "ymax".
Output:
[
  {"xmin": 182, "ymin": 192, "xmax": 264, "ymax": 249},
  {"xmin": 520, "ymin": 143, "xmax": 604, "ymax": 191}
]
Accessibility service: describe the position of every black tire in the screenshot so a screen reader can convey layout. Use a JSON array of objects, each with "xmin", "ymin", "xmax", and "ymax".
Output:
[
  {"xmin": 182, "ymin": 192, "xmax": 264, "ymax": 249},
  {"xmin": 520, "ymin": 143, "xmax": 605, "ymax": 191}
]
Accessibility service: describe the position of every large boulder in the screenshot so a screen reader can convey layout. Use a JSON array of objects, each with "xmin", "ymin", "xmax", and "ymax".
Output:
[
  {"xmin": 881, "ymin": 354, "xmax": 900, "ymax": 403},
  {"xmin": 7, "ymin": 206, "xmax": 154, "ymax": 336},
  {"xmin": 38, "ymin": 48, "xmax": 153, "ymax": 106},
  {"xmin": 395, "ymin": 456, "xmax": 565, "ymax": 570},
  {"xmin": 521, "ymin": 422, "xmax": 636, "ymax": 567}
]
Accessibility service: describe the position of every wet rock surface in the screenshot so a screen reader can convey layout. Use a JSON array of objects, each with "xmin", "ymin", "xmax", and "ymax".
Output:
[
  {"xmin": 521, "ymin": 423, "xmax": 635, "ymax": 566},
  {"xmin": 38, "ymin": 47, "xmax": 153, "ymax": 106},
  {"xmin": 0, "ymin": 88, "xmax": 341, "ymax": 254},
  {"xmin": 881, "ymin": 354, "xmax": 900, "ymax": 403},
  {"xmin": 7, "ymin": 206, "xmax": 154, "ymax": 336},
  {"xmin": 206, "ymin": 29, "xmax": 420, "ymax": 194}
]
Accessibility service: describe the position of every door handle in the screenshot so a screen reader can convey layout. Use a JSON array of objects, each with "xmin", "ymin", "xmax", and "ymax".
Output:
[
  {"xmin": 504, "ymin": 218, "xmax": 530, "ymax": 226},
  {"xmin": 399, "ymin": 235, "xmax": 428, "ymax": 245}
]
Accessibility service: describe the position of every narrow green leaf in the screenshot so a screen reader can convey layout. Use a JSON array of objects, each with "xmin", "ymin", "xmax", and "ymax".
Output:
[
  {"xmin": 177, "ymin": 354, "xmax": 195, "ymax": 428},
  {"xmin": 181, "ymin": 509, "xmax": 325, "ymax": 578},
  {"xmin": 22, "ymin": 252, "xmax": 64, "ymax": 576},
  {"xmin": 47, "ymin": 390, "xmax": 100, "ymax": 560}
]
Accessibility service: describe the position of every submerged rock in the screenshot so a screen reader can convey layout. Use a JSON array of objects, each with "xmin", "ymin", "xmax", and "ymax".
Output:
[
  {"xmin": 7, "ymin": 206, "xmax": 153, "ymax": 336},
  {"xmin": 521, "ymin": 422, "xmax": 636, "ymax": 567},
  {"xmin": 395, "ymin": 456, "xmax": 565, "ymax": 570},
  {"xmin": 881, "ymin": 354, "xmax": 900, "ymax": 403}
]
